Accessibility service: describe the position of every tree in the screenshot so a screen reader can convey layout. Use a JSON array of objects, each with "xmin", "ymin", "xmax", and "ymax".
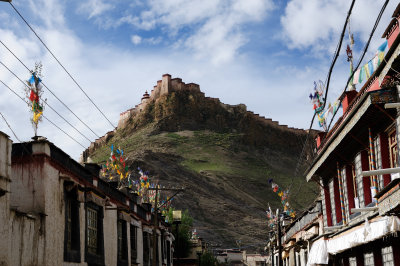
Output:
[
  {"xmin": 200, "ymin": 251, "xmax": 220, "ymax": 266},
  {"xmin": 167, "ymin": 209, "xmax": 193, "ymax": 258}
]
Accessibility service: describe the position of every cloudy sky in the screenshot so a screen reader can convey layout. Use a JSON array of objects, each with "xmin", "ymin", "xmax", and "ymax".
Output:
[{"xmin": 0, "ymin": 0, "xmax": 397, "ymax": 159}]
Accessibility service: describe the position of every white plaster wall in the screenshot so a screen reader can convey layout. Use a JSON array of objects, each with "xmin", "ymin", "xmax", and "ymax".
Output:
[
  {"xmin": 0, "ymin": 133, "xmax": 12, "ymax": 266},
  {"xmin": 137, "ymin": 222, "xmax": 144, "ymax": 266},
  {"xmin": 9, "ymin": 212, "xmax": 45, "ymax": 266},
  {"xmin": 43, "ymin": 163, "xmax": 65, "ymax": 265},
  {"xmin": 104, "ymin": 208, "xmax": 118, "ymax": 266}
]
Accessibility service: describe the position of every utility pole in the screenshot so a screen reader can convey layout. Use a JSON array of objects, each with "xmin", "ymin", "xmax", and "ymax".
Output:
[
  {"xmin": 150, "ymin": 187, "xmax": 184, "ymax": 266},
  {"xmin": 277, "ymin": 218, "xmax": 282, "ymax": 266}
]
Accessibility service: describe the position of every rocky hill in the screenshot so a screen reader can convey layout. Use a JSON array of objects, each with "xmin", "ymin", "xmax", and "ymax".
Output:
[{"xmin": 82, "ymin": 74, "xmax": 318, "ymax": 250}]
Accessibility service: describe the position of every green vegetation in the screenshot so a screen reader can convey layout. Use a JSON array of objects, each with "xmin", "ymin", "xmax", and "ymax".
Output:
[
  {"xmin": 87, "ymin": 89, "xmax": 318, "ymax": 249},
  {"xmin": 200, "ymin": 251, "xmax": 221, "ymax": 266},
  {"xmin": 167, "ymin": 209, "xmax": 194, "ymax": 258}
]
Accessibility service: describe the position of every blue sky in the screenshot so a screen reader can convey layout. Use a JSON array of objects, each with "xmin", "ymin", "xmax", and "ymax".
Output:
[{"xmin": 0, "ymin": 0, "xmax": 397, "ymax": 159}]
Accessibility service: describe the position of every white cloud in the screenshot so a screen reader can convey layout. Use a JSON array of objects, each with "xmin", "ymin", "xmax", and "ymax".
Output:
[
  {"xmin": 280, "ymin": 0, "xmax": 397, "ymax": 55},
  {"xmin": 131, "ymin": 35, "xmax": 142, "ymax": 45},
  {"xmin": 26, "ymin": 0, "xmax": 65, "ymax": 28},
  {"xmin": 103, "ymin": 0, "xmax": 274, "ymax": 65},
  {"xmin": 77, "ymin": 0, "xmax": 114, "ymax": 19}
]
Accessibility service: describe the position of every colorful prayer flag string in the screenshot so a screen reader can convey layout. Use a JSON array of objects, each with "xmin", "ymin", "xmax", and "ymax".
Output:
[
  {"xmin": 24, "ymin": 63, "xmax": 46, "ymax": 136},
  {"xmin": 268, "ymin": 178, "xmax": 296, "ymax": 219},
  {"xmin": 350, "ymin": 40, "xmax": 388, "ymax": 87},
  {"xmin": 101, "ymin": 144, "xmax": 130, "ymax": 188}
]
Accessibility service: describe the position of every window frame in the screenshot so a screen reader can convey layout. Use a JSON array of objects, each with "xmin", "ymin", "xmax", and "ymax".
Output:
[
  {"xmin": 85, "ymin": 201, "xmax": 105, "ymax": 266},
  {"xmin": 388, "ymin": 129, "xmax": 398, "ymax": 169},
  {"xmin": 117, "ymin": 219, "xmax": 128, "ymax": 266},
  {"xmin": 130, "ymin": 224, "xmax": 138, "ymax": 265},
  {"xmin": 63, "ymin": 185, "xmax": 81, "ymax": 263}
]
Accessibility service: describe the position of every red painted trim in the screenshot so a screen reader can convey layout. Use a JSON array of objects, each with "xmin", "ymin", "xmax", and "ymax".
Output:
[
  {"xmin": 323, "ymin": 185, "xmax": 333, "ymax": 226},
  {"xmin": 379, "ymin": 133, "xmax": 392, "ymax": 187},
  {"xmin": 345, "ymin": 165, "xmax": 355, "ymax": 212},
  {"xmin": 333, "ymin": 177, "xmax": 342, "ymax": 223},
  {"xmin": 367, "ymin": 78, "xmax": 380, "ymax": 92},
  {"xmin": 388, "ymin": 25, "xmax": 399, "ymax": 49},
  {"xmin": 361, "ymin": 151, "xmax": 372, "ymax": 205}
]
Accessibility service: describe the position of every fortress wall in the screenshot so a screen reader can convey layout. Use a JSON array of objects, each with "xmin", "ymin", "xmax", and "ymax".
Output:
[{"xmin": 81, "ymin": 74, "xmax": 307, "ymax": 162}]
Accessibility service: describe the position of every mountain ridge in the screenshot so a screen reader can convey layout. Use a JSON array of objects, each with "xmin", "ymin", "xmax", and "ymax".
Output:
[{"xmin": 82, "ymin": 74, "xmax": 318, "ymax": 249}]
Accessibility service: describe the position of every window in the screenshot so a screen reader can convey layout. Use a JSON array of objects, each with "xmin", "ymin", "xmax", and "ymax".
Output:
[
  {"xmin": 85, "ymin": 202, "xmax": 104, "ymax": 265},
  {"xmin": 87, "ymin": 207, "xmax": 98, "ymax": 254},
  {"xmin": 143, "ymin": 232, "xmax": 150, "ymax": 266},
  {"xmin": 349, "ymin": 257, "xmax": 357, "ymax": 266},
  {"xmin": 355, "ymin": 153, "xmax": 365, "ymax": 207},
  {"xmin": 167, "ymin": 240, "xmax": 171, "ymax": 266},
  {"xmin": 382, "ymin": 246, "xmax": 394, "ymax": 266},
  {"xmin": 64, "ymin": 186, "xmax": 81, "ymax": 262},
  {"xmin": 389, "ymin": 130, "xmax": 398, "ymax": 168},
  {"xmin": 329, "ymin": 180, "xmax": 336, "ymax": 225},
  {"xmin": 130, "ymin": 225, "xmax": 137, "ymax": 264},
  {"xmin": 118, "ymin": 220, "xmax": 128, "ymax": 266},
  {"xmin": 364, "ymin": 252, "xmax": 374, "ymax": 266}
]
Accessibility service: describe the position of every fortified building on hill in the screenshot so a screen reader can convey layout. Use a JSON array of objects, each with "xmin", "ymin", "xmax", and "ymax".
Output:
[
  {"xmin": 118, "ymin": 74, "xmax": 202, "ymax": 129},
  {"xmin": 81, "ymin": 74, "xmax": 307, "ymax": 163}
]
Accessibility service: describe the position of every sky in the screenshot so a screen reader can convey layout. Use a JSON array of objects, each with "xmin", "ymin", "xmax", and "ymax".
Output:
[{"xmin": 0, "ymin": 0, "xmax": 397, "ymax": 160}]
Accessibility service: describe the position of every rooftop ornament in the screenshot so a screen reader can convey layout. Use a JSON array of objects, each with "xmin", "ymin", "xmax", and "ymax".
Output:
[{"xmin": 24, "ymin": 62, "xmax": 46, "ymax": 137}]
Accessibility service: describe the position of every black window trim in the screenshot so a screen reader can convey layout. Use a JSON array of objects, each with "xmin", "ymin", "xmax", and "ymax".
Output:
[
  {"xmin": 85, "ymin": 201, "xmax": 105, "ymax": 266},
  {"xmin": 63, "ymin": 183, "xmax": 81, "ymax": 263}
]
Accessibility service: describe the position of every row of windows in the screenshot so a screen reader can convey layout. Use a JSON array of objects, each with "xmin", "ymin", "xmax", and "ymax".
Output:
[
  {"xmin": 322, "ymin": 128, "xmax": 398, "ymax": 226},
  {"xmin": 64, "ymin": 187, "xmax": 171, "ymax": 266}
]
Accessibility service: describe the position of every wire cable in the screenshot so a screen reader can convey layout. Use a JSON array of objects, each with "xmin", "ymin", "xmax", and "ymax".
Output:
[
  {"xmin": 0, "ymin": 60, "xmax": 93, "ymax": 143},
  {"xmin": 326, "ymin": 0, "xmax": 390, "ymax": 132},
  {"xmin": 0, "ymin": 39, "xmax": 101, "ymax": 139},
  {"xmin": 292, "ymin": 0, "xmax": 356, "ymax": 183},
  {"xmin": 0, "ymin": 79, "xmax": 87, "ymax": 149},
  {"xmin": 0, "ymin": 111, "xmax": 22, "ymax": 143},
  {"xmin": 9, "ymin": 2, "xmax": 116, "ymax": 129}
]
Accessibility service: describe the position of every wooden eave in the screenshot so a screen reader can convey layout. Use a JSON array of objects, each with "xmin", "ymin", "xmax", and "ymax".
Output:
[
  {"xmin": 382, "ymin": 18, "xmax": 398, "ymax": 38},
  {"xmin": 392, "ymin": 3, "xmax": 400, "ymax": 18}
]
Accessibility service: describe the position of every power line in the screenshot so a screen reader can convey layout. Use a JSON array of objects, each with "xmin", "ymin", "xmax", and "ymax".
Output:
[
  {"xmin": 0, "ymin": 60, "xmax": 93, "ymax": 143},
  {"xmin": 0, "ymin": 111, "xmax": 22, "ymax": 143},
  {"xmin": 326, "ymin": 0, "xmax": 390, "ymax": 132},
  {"xmin": 292, "ymin": 0, "xmax": 357, "ymax": 181},
  {"xmin": 0, "ymin": 79, "xmax": 87, "ymax": 149},
  {"xmin": 8, "ymin": 1, "xmax": 116, "ymax": 129},
  {"xmin": 0, "ymin": 39, "xmax": 101, "ymax": 139}
]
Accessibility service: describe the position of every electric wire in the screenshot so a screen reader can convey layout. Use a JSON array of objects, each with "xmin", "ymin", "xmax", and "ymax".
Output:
[
  {"xmin": 287, "ymin": 0, "xmax": 358, "ymax": 213},
  {"xmin": 0, "ymin": 39, "xmax": 101, "ymax": 139},
  {"xmin": 0, "ymin": 79, "xmax": 87, "ymax": 149},
  {"xmin": 0, "ymin": 60, "xmax": 93, "ymax": 143},
  {"xmin": 0, "ymin": 111, "xmax": 21, "ymax": 143},
  {"xmin": 326, "ymin": 0, "xmax": 390, "ymax": 132},
  {"xmin": 290, "ymin": 0, "xmax": 389, "ymax": 214},
  {"xmin": 292, "ymin": 0, "xmax": 356, "ymax": 181},
  {"xmin": 8, "ymin": 2, "xmax": 116, "ymax": 129}
]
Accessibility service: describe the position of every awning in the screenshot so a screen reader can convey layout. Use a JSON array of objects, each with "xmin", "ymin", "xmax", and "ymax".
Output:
[
  {"xmin": 327, "ymin": 216, "xmax": 400, "ymax": 254},
  {"xmin": 307, "ymin": 216, "xmax": 400, "ymax": 265},
  {"xmin": 307, "ymin": 238, "xmax": 329, "ymax": 266}
]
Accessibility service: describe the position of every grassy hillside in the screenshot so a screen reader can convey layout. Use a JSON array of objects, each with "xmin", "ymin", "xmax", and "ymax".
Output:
[{"xmin": 89, "ymin": 121, "xmax": 318, "ymax": 249}]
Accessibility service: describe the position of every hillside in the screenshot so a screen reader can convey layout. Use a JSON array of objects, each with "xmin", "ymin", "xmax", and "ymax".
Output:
[{"xmin": 83, "ymin": 75, "xmax": 318, "ymax": 249}]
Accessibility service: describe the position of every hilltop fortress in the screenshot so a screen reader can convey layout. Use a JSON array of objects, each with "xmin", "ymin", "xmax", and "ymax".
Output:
[
  {"xmin": 118, "ymin": 74, "xmax": 203, "ymax": 128},
  {"xmin": 81, "ymin": 74, "xmax": 306, "ymax": 162}
]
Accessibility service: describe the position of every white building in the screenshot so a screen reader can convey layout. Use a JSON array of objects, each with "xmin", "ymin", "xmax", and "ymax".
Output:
[{"xmin": 0, "ymin": 131, "xmax": 173, "ymax": 266}]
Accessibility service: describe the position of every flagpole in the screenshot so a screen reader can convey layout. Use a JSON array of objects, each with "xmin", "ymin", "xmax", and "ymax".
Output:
[{"xmin": 347, "ymin": 18, "xmax": 356, "ymax": 91}]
